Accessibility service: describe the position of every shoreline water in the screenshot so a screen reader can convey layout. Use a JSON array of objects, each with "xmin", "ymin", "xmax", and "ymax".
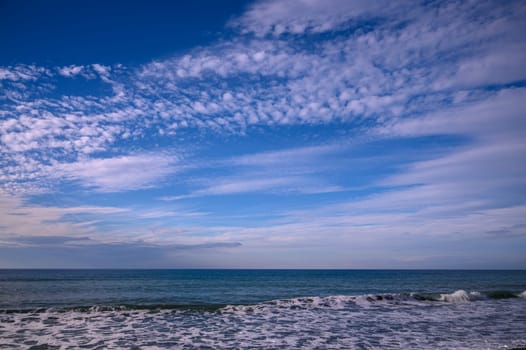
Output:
[{"xmin": 1, "ymin": 269, "xmax": 525, "ymax": 349}]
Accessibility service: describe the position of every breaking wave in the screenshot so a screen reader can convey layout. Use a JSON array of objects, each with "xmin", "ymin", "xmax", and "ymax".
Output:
[
  {"xmin": 222, "ymin": 289, "xmax": 524, "ymax": 313},
  {"xmin": 2, "ymin": 289, "xmax": 523, "ymax": 314},
  {"xmin": 1, "ymin": 290, "xmax": 525, "ymax": 349}
]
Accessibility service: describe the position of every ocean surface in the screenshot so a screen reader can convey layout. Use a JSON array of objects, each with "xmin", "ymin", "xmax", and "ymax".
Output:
[{"xmin": 0, "ymin": 269, "xmax": 525, "ymax": 349}]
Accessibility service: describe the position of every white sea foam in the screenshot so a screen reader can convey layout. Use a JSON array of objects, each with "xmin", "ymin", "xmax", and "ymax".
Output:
[
  {"xmin": 520, "ymin": 290, "xmax": 526, "ymax": 299},
  {"xmin": 1, "ymin": 294, "xmax": 525, "ymax": 349},
  {"xmin": 438, "ymin": 290, "xmax": 481, "ymax": 303},
  {"xmin": 221, "ymin": 293, "xmax": 426, "ymax": 314},
  {"xmin": 222, "ymin": 291, "xmax": 488, "ymax": 314}
]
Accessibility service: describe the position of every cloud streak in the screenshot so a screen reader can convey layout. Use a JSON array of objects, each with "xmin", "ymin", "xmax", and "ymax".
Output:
[{"xmin": 57, "ymin": 153, "xmax": 180, "ymax": 192}]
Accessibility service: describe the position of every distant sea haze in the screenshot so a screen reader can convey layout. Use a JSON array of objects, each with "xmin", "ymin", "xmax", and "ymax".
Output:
[{"xmin": 1, "ymin": 269, "xmax": 525, "ymax": 349}]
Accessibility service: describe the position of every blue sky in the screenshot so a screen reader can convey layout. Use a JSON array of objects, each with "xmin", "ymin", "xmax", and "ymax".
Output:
[{"xmin": 1, "ymin": 0, "xmax": 525, "ymax": 268}]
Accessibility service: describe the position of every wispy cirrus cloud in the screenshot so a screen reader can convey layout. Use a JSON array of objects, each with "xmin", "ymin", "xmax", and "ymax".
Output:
[
  {"xmin": 378, "ymin": 88, "xmax": 526, "ymax": 142},
  {"xmin": 57, "ymin": 153, "xmax": 180, "ymax": 192},
  {"xmin": 176, "ymin": 176, "xmax": 334, "ymax": 199},
  {"xmin": 160, "ymin": 144, "xmax": 347, "ymax": 200},
  {"xmin": 0, "ymin": 193, "xmax": 127, "ymax": 241}
]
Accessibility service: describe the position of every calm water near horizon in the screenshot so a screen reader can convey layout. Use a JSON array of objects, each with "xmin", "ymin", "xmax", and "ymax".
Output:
[{"xmin": 1, "ymin": 269, "xmax": 525, "ymax": 349}]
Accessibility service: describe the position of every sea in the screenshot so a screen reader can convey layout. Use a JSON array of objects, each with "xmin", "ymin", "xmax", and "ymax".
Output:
[{"xmin": 0, "ymin": 269, "xmax": 525, "ymax": 349}]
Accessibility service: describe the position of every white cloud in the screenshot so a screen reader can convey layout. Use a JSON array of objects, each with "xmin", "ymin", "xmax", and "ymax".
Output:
[
  {"xmin": 453, "ymin": 45, "xmax": 526, "ymax": 88},
  {"xmin": 230, "ymin": 0, "xmax": 406, "ymax": 36},
  {"xmin": 363, "ymin": 88, "xmax": 526, "ymax": 222},
  {"xmin": 129, "ymin": 0, "xmax": 525, "ymax": 139},
  {"xmin": 163, "ymin": 173, "xmax": 341, "ymax": 200},
  {"xmin": 0, "ymin": 192, "xmax": 127, "ymax": 242},
  {"xmin": 377, "ymin": 88, "xmax": 526, "ymax": 142},
  {"xmin": 92, "ymin": 63, "xmax": 111, "ymax": 77},
  {"xmin": 0, "ymin": 65, "xmax": 49, "ymax": 81},
  {"xmin": 57, "ymin": 154, "xmax": 179, "ymax": 192},
  {"xmin": 190, "ymin": 176, "xmax": 301, "ymax": 197},
  {"xmin": 57, "ymin": 65, "xmax": 84, "ymax": 77},
  {"xmin": 229, "ymin": 144, "xmax": 342, "ymax": 167},
  {"xmin": 161, "ymin": 144, "xmax": 348, "ymax": 199}
]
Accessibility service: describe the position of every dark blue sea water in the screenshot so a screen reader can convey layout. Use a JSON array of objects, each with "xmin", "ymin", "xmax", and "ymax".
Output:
[{"xmin": 1, "ymin": 269, "xmax": 525, "ymax": 349}]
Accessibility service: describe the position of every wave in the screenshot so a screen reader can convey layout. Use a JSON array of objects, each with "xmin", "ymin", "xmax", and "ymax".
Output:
[
  {"xmin": 438, "ymin": 290, "xmax": 481, "ymax": 302},
  {"xmin": 223, "ymin": 290, "xmax": 524, "ymax": 313},
  {"xmin": 2, "ymin": 290, "xmax": 524, "ymax": 314}
]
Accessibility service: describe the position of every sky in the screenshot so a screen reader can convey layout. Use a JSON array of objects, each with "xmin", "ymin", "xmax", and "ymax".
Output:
[{"xmin": 1, "ymin": 0, "xmax": 525, "ymax": 269}]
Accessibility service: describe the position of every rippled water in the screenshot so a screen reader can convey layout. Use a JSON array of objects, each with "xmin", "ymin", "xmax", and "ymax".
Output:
[{"xmin": 1, "ymin": 269, "xmax": 525, "ymax": 349}]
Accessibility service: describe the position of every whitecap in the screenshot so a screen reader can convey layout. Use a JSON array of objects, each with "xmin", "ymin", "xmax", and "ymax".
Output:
[{"xmin": 439, "ymin": 290, "xmax": 471, "ymax": 303}]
